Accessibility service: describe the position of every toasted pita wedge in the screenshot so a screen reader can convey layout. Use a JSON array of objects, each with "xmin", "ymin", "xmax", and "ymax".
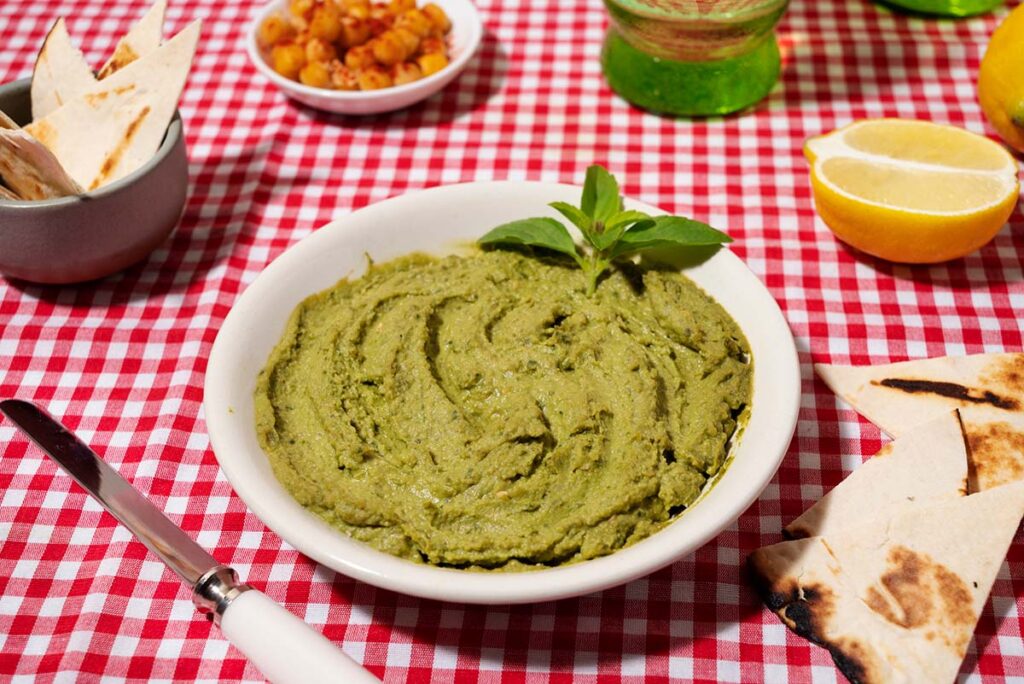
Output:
[
  {"xmin": 960, "ymin": 406, "xmax": 1024, "ymax": 492},
  {"xmin": 25, "ymin": 20, "xmax": 200, "ymax": 191},
  {"xmin": 785, "ymin": 411, "xmax": 967, "ymax": 539},
  {"xmin": 0, "ymin": 128, "xmax": 82, "ymax": 200},
  {"xmin": 31, "ymin": 18, "xmax": 97, "ymax": 120},
  {"xmin": 816, "ymin": 353, "xmax": 1024, "ymax": 438},
  {"xmin": 0, "ymin": 103, "xmax": 18, "ymax": 196},
  {"xmin": 751, "ymin": 481, "xmax": 1024, "ymax": 684},
  {"xmin": 98, "ymin": 0, "xmax": 167, "ymax": 79}
]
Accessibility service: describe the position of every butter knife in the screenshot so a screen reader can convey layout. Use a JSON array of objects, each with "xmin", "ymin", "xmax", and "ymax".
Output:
[{"xmin": 0, "ymin": 399, "xmax": 378, "ymax": 684}]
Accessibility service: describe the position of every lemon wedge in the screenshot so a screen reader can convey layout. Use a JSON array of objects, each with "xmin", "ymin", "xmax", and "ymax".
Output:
[{"xmin": 805, "ymin": 119, "xmax": 1020, "ymax": 263}]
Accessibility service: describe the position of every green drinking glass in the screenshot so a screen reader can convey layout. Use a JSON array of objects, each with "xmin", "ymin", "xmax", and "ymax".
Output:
[
  {"xmin": 879, "ymin": 0, "xmax": 1005, "ymax": 17},
  {"xmin": 601, "ymin": 0, "xmax": 790, "ymax": 117}
]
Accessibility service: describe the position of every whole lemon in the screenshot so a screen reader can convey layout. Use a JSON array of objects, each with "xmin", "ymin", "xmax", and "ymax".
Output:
[{"xmin": 979, "ymin": 4, "xmax": 1024, "ymax": 153}]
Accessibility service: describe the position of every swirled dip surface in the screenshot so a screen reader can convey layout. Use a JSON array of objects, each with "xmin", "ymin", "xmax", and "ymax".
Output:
[{"xmin": 255, "ymin": 250, "xmax": 751, "ymax": 570}]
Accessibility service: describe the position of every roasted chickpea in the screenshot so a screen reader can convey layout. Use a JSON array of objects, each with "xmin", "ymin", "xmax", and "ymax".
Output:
[
  {"xmin": 416, "ymin": 51, "xmax": 448, "ymax": 76},
  {"xmin": 389, "ymin": 0, "xmax": 416, "ymax": 13},
  {"xmin": 289, "ymin": 0, "xmax": 315, "ymax": 19},
  {"xmin": 275, "ymin": 1, "xmax": 450, "ymax": 90},
  {"xmin": 344, "ymin": 43, "xmax": 377, "ymax": 69},
  {"xmin": 340, "ymin": 16, "xmax": 372, "ymax": 47},
  {"xmin": 309, "ymin": 4, "xmax": 343, "ymax": 41},
  {"xmin": 299, "ymin": 60, "xmax": 333, "ymax": 87},
  {"xmin": 288, "ymin": 14, "xmax": 310, "ymax": 33},
  {"xmin": 367, "ymin": 17, "xmax": 392, "ymax": 36},
  {"xmin": 305, "ymin": 37, "xmax": 338, "ymax": 62},
  {"xmin": 421, "ymin": 3, "xmax": 451, "ymax": 33},
  {"xmin": 338, "ymin": 0, "xmax": 370, "ymax": 11},
  {"xmin": 419, "ymin": 36, "xmax": 445, "ymax": 55},
  {"xmin": 271, "ymin": 42, "xmax": 307, "ymax": 80},
  {"xmin": 393, "ymin": 27, "xmax": 420, "ymax": 56},
  {"xmin": 369, "ymin": 5, "xmax": 392, "ymax": 22},
  {"xmin": 357, "ymin": 64, "xmax": 394, "ymax": 90},
  {"xmin": 395, "ymin": 8, "xmax": 432, "ymax": 37},
  {"xmin": 392, "ymin": 61, "xmax": 422, "ymax": 85},
  {"xmin": 372, "ymin": 32, "xmax": 407, "ymax": 65},
  {"xmin": 330, "ymin": 60, "xmax": 360, "ymax": 89},
  {"xmin": 258, "ymin": 15, "xmax": 295, "ymax": 47}
]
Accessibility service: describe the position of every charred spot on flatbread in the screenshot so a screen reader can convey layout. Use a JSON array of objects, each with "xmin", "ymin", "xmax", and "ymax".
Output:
[
  {"xmin": 88, "ymin": 104, "xmax": 150, "ymax": 190},
  {"xmin": 98, "ymin": 44, "xmax": 139, "ymax": 79},
  {"xmin": 864, "ymin": 546, "xmax": 974, "ymax": 650},
  {"xmin": 873, "ymin": 378, "xmax": 1019, "ymax": 411},
  {"xmin": 965, "ymin": 421, "xmax": 1024, "ymax": 491},
  {"xmin": 781, "ymin": 525, "xmax": 810, "ymax": 540},
  {"xmin": 748, "ymin": 567, "xmax": 881, "ymax": 683},
  {"xmin": 27, "ymin": 119, "xmax": 57, "ymax": 148},
  {"xmin": 747, "ymin": 547, "xmax": 838, "ymax": 643},
  {"xmin": 986, "ymin": 354, "xmax": 1024, "ymax": 390},
  {"xmin": 83, "ymin": 85, "xmax": 135, "ymax": 107},
  {"xmin": 827, "ymin": 638, "xmax": 876, "ymax": 684},
  {"xmin": 754, "ymin": 576, "xmax": 837, "ymax": 641}
]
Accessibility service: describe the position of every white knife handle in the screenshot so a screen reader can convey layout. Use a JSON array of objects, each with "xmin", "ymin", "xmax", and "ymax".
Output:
[{"xmin": 219, "ymin": 589, "xmax": 379, "ymax": 684}]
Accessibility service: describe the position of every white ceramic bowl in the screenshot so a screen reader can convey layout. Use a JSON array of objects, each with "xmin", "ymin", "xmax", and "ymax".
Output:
[
  {"xmin": 245, "ymin": 0, "xmax": 483, "ymax": 115},
  {"xmin": 205, "ymin": 181, "xmax": 800, "ymax": 604}
]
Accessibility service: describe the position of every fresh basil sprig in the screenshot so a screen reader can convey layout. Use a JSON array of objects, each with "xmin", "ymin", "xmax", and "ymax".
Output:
[{"xmin": 478, "ymin": 165, "xmax": 732, "ymax": 294}]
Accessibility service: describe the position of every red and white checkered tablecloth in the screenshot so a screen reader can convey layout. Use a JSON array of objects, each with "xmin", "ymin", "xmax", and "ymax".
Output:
[{"xmin": 1, "ymin": 0, "xmax": 1023, "ymax": 680}]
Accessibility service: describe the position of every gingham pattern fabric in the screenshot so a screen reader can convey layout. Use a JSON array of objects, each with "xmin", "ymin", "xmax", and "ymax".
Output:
[{"xmin": 1, "ymin": 0, "xmax": 1022, "ymax": 681}]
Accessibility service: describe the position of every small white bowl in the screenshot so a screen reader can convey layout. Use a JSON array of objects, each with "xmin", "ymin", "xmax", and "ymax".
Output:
[
  {"xmin": 205, "ymin": 181, "xmax": 801, "ymax": 604},
  {"xmin": 245, "ymin": 0, "xmax": 483, "ymax": 115}
]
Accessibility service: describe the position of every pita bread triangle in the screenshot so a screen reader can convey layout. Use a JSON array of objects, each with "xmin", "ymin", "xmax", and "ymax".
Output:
[
  {"xmin": 751, "ymin": 481, "xmax": 1024, "ymax": 684},
  {"xmin": 30, "ymin": 17, "xmax": 97, "ymax": 120},
  {"xmin": 816, "ymin": 353, "xmax": 1024, "ymax": 438},
  {"xmin": 785, "ymin": 410, "xmax": 967, "ymax": 539},
  {"xmin": 25, "ymin": 19, "xmax": 200, "ymax": 191},
  {"xmin": 98, "ymin": 0, "xmax": 167, "ymax": 79},
  {"xmin": 0, "ymin": 108, "xmax": 79, "ymax": 200},
  {"xmin": 0, "ymin": 127, "xmax": 82, "ymax": 200}
]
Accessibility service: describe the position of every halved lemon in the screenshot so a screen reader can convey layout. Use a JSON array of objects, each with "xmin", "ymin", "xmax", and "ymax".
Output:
[{"xmin": 805, "ymin": 119, "xmax": 1020, "ymax": 264}]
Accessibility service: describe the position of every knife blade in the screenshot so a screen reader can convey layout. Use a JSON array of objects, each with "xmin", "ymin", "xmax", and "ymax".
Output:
[
  {"xmin": 1, "ymin": 399, "xmax": 378, "ymax": 683},
  {"xmin": 0, "ymin": 398, "xmax": 219, "ymax": 585}
]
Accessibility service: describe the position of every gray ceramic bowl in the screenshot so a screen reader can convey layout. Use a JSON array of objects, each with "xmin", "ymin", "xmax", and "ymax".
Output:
[{"xmin": 0, "ymin": 78, "xmax": 188, "ymax": 284}]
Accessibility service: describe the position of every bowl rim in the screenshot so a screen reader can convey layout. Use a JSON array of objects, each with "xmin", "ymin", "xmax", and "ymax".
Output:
[
  {"xmin": 245, "ymin": 0, "xmax": 483, "ymax": 103},
  {"xmin": 0, "ymin": 77, "xmax": 184, "ymax": 210},
  {"xmin": 205, "ymin": 180, "xmax": 801, "ymax": 604}
]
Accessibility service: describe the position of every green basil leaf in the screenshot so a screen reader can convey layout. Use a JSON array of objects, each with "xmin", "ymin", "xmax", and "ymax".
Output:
[
  {"xmin": 478, "ymin": 218, "xmax": 582, "ymax": 263},
  {"xmin": 590, "ymin": 209, "xmax": 652, "ymax": 250},
  {"xmin": 606, "ymin": 210, "xmax": 651, "ymax": 231},
  {"xmin": 549, "ymin": 201, "xmax": 592, "ymax": 233},
  {"xmin": 580, "ymin": 165, "xmax": 621, "ymax": 222},
  {"xmin": 610, "ymin": 216, "xmax": 731, "ymax": 259}
]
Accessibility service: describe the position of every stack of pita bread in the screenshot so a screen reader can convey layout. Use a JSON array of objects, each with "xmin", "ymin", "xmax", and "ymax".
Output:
[
  {"xmin": 750, "ymin": 352, "xmax": 1024, "ymax": 683},
  {"xmin": 0, "ymin": 1, "xmax": 199, "ymax": 201}
]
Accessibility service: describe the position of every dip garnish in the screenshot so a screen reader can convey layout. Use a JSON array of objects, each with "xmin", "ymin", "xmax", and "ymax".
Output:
[{"xmin": 478, "ymin": 165, "xmax": 732, "ymax": 294}]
